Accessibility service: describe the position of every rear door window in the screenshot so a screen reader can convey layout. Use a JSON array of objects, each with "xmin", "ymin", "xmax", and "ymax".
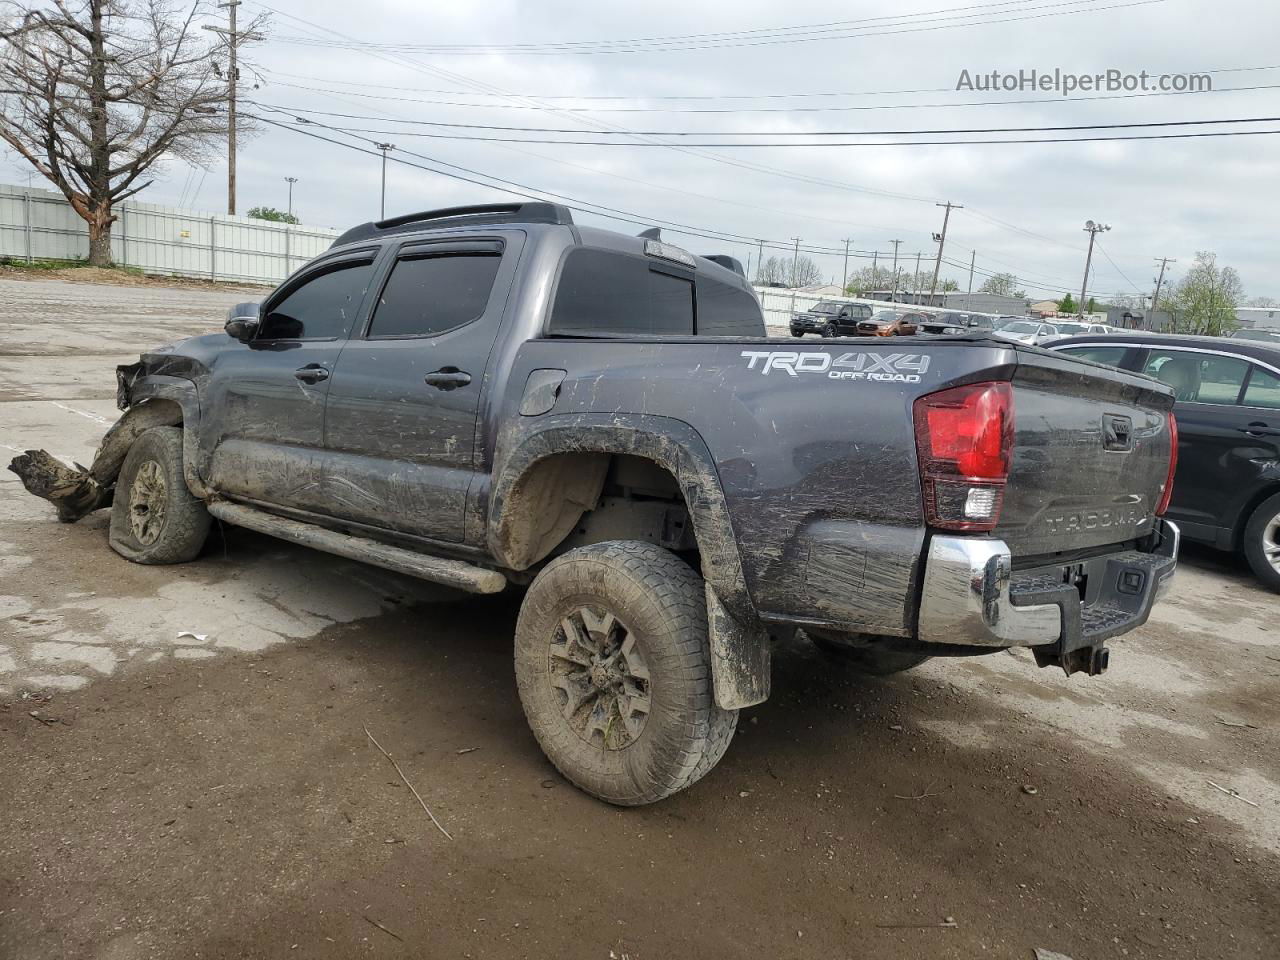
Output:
[
  {"xmin": 550, "ymin": 248, "xmax": 694, "ymax": 336},
  {"xmin": 368, "ymin": 252, "xmax": 502, "ymax": 339},
  {"xmin": 1142, "ymin": 349, "xmax": 1249, "ymax": 404},
  {"xmin": 1243, "ymin": 365, "xmax": 1280, "ymax": 409}
]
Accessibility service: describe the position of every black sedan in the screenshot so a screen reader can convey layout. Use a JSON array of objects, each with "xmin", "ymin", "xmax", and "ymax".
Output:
[{"xmin": 1050, "ymin": 333, "xmax": 1280, "ymax": 590}]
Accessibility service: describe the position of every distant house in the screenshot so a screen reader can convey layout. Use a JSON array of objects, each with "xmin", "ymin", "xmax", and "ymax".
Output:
[{"xmin": 1029, "ymin": 300, "xmax": 1060, "ymax": 317}]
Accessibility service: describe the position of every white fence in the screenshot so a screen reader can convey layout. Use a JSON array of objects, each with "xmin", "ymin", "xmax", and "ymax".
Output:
[{"xmin": 0, "ymin": 184, "xmax": 340, "ymax": 285}]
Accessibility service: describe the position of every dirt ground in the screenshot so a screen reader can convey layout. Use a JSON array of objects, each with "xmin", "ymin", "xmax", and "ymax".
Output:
[{"xmin": 1, "ymin": 277, "xmax": 1278, "ymax": 960}]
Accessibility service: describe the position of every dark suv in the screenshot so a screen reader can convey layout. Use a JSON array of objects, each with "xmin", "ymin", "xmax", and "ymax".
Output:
[
  {"xmin": 790, "ymin": 300, "xmax": 872, "ymax": 337},
  {"xmin": 1052, "ymin": 333, "xmax": 1280, "ymax": 590}
]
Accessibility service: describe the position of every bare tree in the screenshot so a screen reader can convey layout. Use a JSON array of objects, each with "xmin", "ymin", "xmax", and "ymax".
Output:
[
  {"xmin": 978, "ymin": 272, "xmax": 1028, "ymax": 299},
  {"xmin": 756, "ymin": 255, "xmax": 788, "ymax": 285},
  {"xmin": 790, "ymin": 253, "xmax": 822, "ymax": 288},
  {"xmin": 0, "ymin": 1, "xmax": 262, "ymax": 265},
  {"xmin": 1248, "ymin": 296, "xmax": 1278, "ymax": 308}
]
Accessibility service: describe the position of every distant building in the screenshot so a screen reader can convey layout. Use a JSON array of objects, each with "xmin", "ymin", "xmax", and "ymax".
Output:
[
  {"xmin": 1103, "ymin": 307, "xmax": 1172, "ymax": 331},
  {"xmin": 1236, "ymin": 306, "xmax": 1280, "ymax": 330},
  {"xmin": 1029, "ymin": 299, "xmax": 1060, "ymax": 317}
]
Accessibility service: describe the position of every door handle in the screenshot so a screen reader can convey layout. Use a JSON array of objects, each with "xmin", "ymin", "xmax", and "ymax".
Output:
[
  {"xmin": 1239, "ymin": 421, "xmax": 1280, "ymax": 437},
  {"xmin": 294, "ymin": 364, "xmax": 329, "ymax": 384},
  {"xmin": 424, "ymin": 367, "xmax": 472, "ymax": 391}
]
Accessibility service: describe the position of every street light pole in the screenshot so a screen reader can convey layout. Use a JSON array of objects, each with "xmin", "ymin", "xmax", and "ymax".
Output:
[
  {"xmin": 375, "ymin": 143, "xmax": 396, "ymax": 218},
  {"xmin": 284, "ymin": 176, "xmax": 298, "ymax": 218},
  {"xmin": 1080, "ymin": 220, "xmax": 1111, "ymax": 317}
]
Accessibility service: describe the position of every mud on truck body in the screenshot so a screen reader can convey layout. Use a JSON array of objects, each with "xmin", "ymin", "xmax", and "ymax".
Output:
[{"xmin": 10, "ymin": 202, "xmax": 1180, "ymax": 805}]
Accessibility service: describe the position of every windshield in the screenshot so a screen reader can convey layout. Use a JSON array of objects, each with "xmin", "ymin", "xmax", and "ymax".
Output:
[
  {"xmin": 871, "ymin": 311, "xmax": 897, "ymax": 323},
  {"xmin": 1053, "ymin": 322, "xmax": 1089, "ymax": 335},
  {"xmin": 811, "ymin": 302, "xmax": 840, "ymax": 315},
  {"xmin": 1000, "ymin": 321, "xmax": 1042, "ymax": 334}
]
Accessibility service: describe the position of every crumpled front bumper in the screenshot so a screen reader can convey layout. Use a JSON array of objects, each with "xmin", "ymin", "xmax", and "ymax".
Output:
[{"xmin": 917, "ymin": 519, "xmax": 1179, "ymax": 674}]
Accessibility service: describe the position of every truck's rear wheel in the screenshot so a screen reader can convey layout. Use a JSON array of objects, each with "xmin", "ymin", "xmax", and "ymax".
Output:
[
  {"xmin": 808, "ymin": 631, "xmax": 930, "ymax": 675},
  {"xmin": 514, "ymin": 540, "xmax": 737, "ymax": 805},
  {"xmin": 1243, "ymin": 492, "xmax": 1280, "ymax": 591},
  {"xmin": 109, "ymin": 426, "xmax": 210, "ymax": 564}
]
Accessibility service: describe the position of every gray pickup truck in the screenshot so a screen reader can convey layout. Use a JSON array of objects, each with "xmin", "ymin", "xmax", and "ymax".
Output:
[{"xmin": 10, "ymin": 202, "xmax": 1180, "ymax": 805}]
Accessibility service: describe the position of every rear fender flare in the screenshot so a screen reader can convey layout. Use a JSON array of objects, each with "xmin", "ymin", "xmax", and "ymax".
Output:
[{"xmin": 488, "ymin": 414, "xmax": 770, "ymax": 709}]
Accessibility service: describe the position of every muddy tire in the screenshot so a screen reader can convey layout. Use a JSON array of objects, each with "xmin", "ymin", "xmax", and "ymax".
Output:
[
  {"xmin": 514, "ymin": 540, "xmax": 737, "ymax": 805},
  {"xmin": 809, "ymin": 632, "xmax": 930, "ymax": 675},
  {"xmin": 1243, "ymin": 492, "xmax": 1280, "ymax": 591},
  {"xmin": 109, "ymin": 426, "xmax": 210, "ymax": 564}
]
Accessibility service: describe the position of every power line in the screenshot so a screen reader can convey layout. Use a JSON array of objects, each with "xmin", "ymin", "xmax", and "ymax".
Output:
[
  {"xmin": 255, "ymin": 110, "xmax": 1280, "ymax": 148},
  {"xmin": 272, "ymin": 0, "xmax": 1087, "ymax": 52},
  {"xmin": 260, "ymin": 105, "xmax": 1280, "ymax": 139},
  {"xmin": 255, "ymin": 62, "xmax": 1280, "ymax": 103},
  {"xmin": 273, "ymin": 0, "xmax": 1166, "ymax": 56},
  {"xmin": 258, "ymin": 77, "xmax": 1280, "ymax": 115}
]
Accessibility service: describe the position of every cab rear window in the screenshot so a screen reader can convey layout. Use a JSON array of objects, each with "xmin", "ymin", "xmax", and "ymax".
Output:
[{"xmin": 548, "ymin": 247, "xmax": 763, "ymax": 337}]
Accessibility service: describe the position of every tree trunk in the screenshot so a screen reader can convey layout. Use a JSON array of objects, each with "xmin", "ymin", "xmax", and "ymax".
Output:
[{"xmin": 86, "ymin": 214, "xmax": 113, "ymax": 267}]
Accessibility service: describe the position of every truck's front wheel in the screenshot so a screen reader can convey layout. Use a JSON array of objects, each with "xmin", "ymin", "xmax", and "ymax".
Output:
[
  {"xmin": 108, "ymin": 426, "xmax": 210, "ymax": 564},
  {"xmin": 514, "ymin": 541, "xmax": 737, "ymax": 805}
]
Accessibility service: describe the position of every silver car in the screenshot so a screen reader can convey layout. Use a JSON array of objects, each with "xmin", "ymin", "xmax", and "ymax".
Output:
[{"xmin": 993, "ymin": 319, "xmax": 1061, "ymax": 346}]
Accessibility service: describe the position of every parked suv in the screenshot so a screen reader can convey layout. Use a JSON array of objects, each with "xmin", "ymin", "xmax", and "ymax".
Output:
[
  {"xmin": 1051, "ymin": 333, "xmax": 1280, "ymax": 590},
  {"xmin": 790, "ymin": 300, "xmax": 872, "ymax": 337},
  {"xmin": 11, "ymin": 203, "xmax": 1179, "ymax": 805},
  {"xmin": 856, "ymin": 310, "xmax": 920, "ymax": 337}
]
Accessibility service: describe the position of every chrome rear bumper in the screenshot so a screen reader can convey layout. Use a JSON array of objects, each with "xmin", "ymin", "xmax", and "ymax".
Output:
[{"xmin": 917, "ymin": 520, "xmax": 1180, "ymax": 652}]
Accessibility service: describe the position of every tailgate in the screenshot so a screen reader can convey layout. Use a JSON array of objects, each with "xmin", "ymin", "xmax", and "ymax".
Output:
[{"xmin": 996, "ymin": 350, "xmax": 1175, "ymax": 559}]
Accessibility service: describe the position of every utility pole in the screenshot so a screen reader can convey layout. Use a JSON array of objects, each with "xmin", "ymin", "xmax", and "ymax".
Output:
[
  {"xmin": 1079, "ymin": 220, "xmax": 1111, "ymax": 317},
  {"xmin": 929, "ymin": 201, "xmax": 962, "ymax": 303},
  {"xmin": 967, "ymin": 250, "xmax": 976, "ymax": 295},
  {"xmin": 203, "ymin": 2, "xmax": 262, "ymax": 216},
  {"xmin": 284, "ymin": 176, "xmax": 298, "ymax": 218},
  {"xmin": 1150, "ymin": 256, "xmax": 1175, "ymax": 330},
  {"xmin": 840, "ymin": 238, "xmax": 853, "ymax": 294},
  {"xmin": 376, "ymin": 143, "xmax": 396, "ymax": 218},
  {"xmin": 755, "ymin": 239, "xmax": 764, "ymax": 283},
  {"xmin": 788, "ymin": 237, "xmax": 802, "ymax": 286},
  {"xmin": 888, "ymin": 239, "xmax": 902, "ymax": 302},
  {"xmin": 913, "ymin": 251, "xmax": 922, "ymax": 304}
]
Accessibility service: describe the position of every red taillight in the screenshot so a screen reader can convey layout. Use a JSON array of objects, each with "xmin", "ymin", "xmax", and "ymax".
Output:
[
  {"xmin": 1156, "ymin": 411, "xmax": 1178, "ymax": 516},
  {"xmin": 913, "ymin": 381, "xmax": 1014, "ymax": 532}
]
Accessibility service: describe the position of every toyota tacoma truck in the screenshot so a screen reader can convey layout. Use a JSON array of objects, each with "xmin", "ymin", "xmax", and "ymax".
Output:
[{"xmin": 10, "ymin": 202, "xmax": 1180, "ymax": 806}]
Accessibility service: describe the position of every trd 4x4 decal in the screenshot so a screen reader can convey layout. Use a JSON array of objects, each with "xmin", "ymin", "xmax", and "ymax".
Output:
[{"xmin": 740, "ymin": 350, "xmax": 931, "ymax": 383}]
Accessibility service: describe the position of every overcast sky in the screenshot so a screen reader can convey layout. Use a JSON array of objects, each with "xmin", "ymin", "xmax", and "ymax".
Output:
[{"xmin": 8, "ymin": 0, "xmax": 1277, "ymax": 300}]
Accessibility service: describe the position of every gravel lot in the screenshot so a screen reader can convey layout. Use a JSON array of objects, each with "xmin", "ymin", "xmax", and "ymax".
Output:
[{"xmin": 1, "ymin": 276, "xmax": 1277, "ymax": 960}]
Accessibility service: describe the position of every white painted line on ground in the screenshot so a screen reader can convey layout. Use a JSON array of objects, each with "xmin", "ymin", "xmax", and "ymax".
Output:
[{"xmin": 50, "ymin": 402, "xmax": 110, "ymax": 425}]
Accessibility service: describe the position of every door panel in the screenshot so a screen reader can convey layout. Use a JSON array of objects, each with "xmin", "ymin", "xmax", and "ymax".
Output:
[
  {"xmin": 200, "ymin": 254, "xmax": 378, "ymax": 503},
  {"xmin": 322, "ymin": 236, "xmax": 521, "ymax": 541},
  {"xmin": 1140, "ymin": 348, "xmax": 1258, "ymax": 532}
]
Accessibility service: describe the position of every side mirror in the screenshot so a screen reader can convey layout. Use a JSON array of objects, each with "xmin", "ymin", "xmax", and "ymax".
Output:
[{"xmin": 225, "ymin": 302, "xmax": 261, "ymax": 342}]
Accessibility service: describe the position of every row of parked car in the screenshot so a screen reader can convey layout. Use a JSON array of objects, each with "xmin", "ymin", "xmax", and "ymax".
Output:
[{"xmin": 788, "ymin": 300, "xmax": 1110, "ymax": 343}]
